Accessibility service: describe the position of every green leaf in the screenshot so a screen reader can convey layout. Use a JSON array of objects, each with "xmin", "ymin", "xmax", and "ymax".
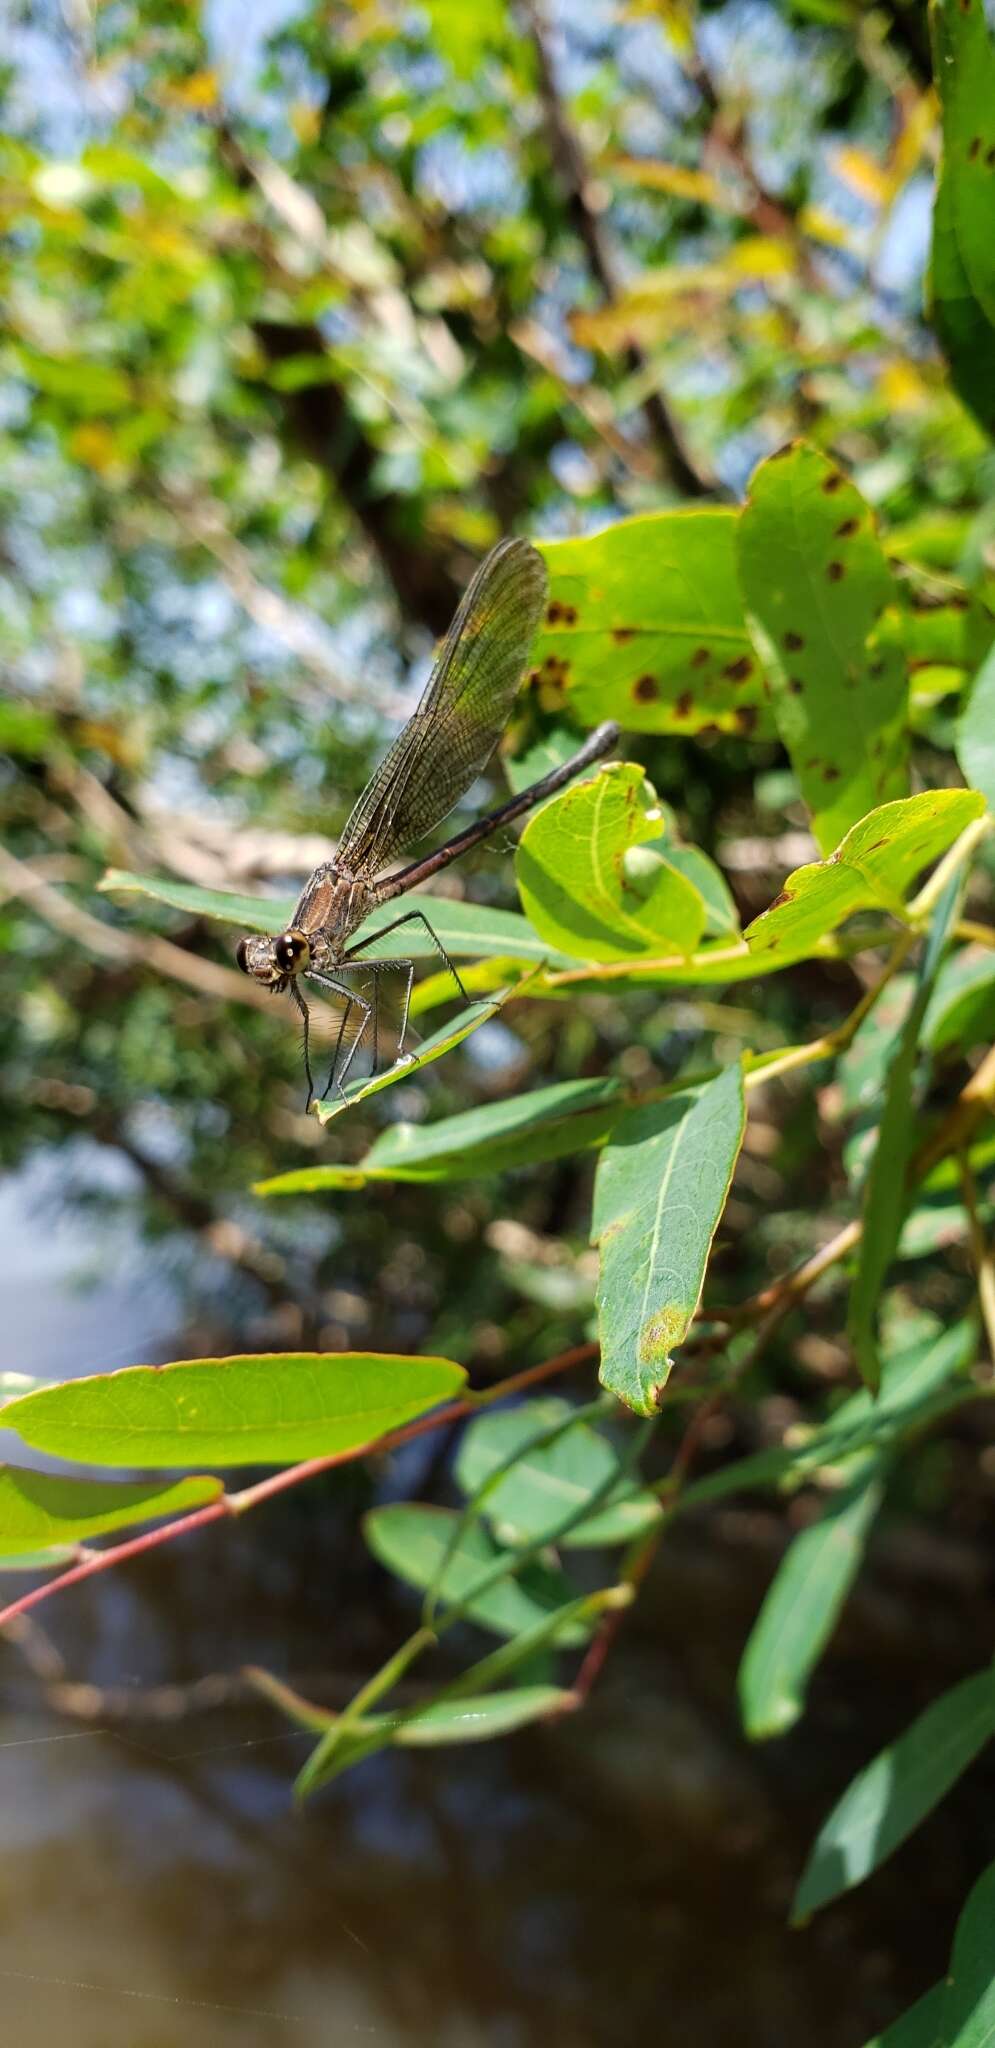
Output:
[
  {"xmin": 738, "ymin": 1463, "xmax": 884, "ymax": 1740},
  {"xmin": 942, "ymin": 1854, "xmax": 995, "ymax": 2045},
  {"xmin": 681, "ymin": 1320, "xmax": 978, "ymax": 1509},
  {"xmin": 738, "ymin": 442, "xmax": 907, "ymax": 853},
  {"xmin": 0, "ymin": 1467, "xmax": 221, "ymax": 1555},
  {"xmin": 593, "ymin": 1062, "xmax": 746, "ymax": 1414},
  {"xmin": 0, "ymin": 1548, "xmax": 78, "ymax": 1574},
  {"xmin": 256, "ymin": 1077, "xmax": 624, "ymax": 1193},
  {"xmin": 923, "ymin": 947, "xmax": 995, "ymax": 1054},
  {"xmin": 849, "ymin": 877, "xmax": 962, "ymax": 1388},
  {"xmin": 958, "ymin": 642, "xmax": 995, "ymax": 811},
  {"xmin": 794, "ymin": 1668, "xmax": 995, "ymax": 1921},
  {"xmin": 311, "ymin": 986, "xmax": 527, "ymax": 1123},
  {"xmin": 929, "ymin": 153, "xmax": 995, "ymax": 440},
  {"xmin": 745, "ymin": 790, "xmax": 986, "ymax": 962},
  {"xmin": 363, "ymin": 1504, "xmax": 589, "ymax": 1642},
  {"xmin": 534, "ymin": 510, "xmax": 770, "ymax": 737},
  {"xmin": 100, "ymin": 868, "xmax": 573, "ymax": 966},
  {"xmin": 658, "ymin": 842, "xmax": 742, "ymax": 938},
  {"xmin": 455, "ymin": 1398, "xmax": 662, "ymax": 1548},
  {"xmin": 516, "ymin": 761, "xmax": 706, "ymax": 962},
  {"xmin": 861, "ymin": 1982, "xmax": 946, "ymax": 2048},
  {"xmin": 3, "ymin": 1352, "xmax": 466, "ymax": 1469}
]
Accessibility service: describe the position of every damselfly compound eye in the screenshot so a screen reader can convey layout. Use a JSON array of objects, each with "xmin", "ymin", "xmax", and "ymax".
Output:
[
  {"xmin": 275, "ymin": 932, "xmax": 308, "ymax": 974},
  {"xmin": 235, "ymin": 937, "xmax": 252, "ymax": 974}
]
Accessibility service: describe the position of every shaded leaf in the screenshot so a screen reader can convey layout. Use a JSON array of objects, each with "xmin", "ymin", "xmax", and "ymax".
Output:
[
  {"xmin": 928, "ymin": 0, "xmax": 995, "ymax": 435},
  {"xmin": 363, "ymin": 1503, "xmax": 589, "ymax": 1641},
  {"xmin": 3, "ymin": 1352, "xmax": 465, "ymax": 1469},
  {"xmin": 738, "ymin": 442, "xmax": 907, "ymax": 854},
  {"xmin": 861, "ymin": 1981, "xmax": 946, "ymax": 2048},
  {"xmin": 745, "ymin": 790, "xmax": 986, "ymax": 961},
  {"xmin": 533, "ymin": 511, "xmax": 770, "ymax": 737},
  {"xmin": 738, "ymin": 1462, "xmax": 885, "ymax": 1740},
  {"xmin": 942, "ymin": 1854, "xmax": 995, "ymax": 2045},
  {"xmin": 593, "ymin": 1062, "xmax": 746, "ymax": 1414},
  {"xmin": 455, "ymin": 1398, "xmax": 662, "ymax": 1548},
  {"xmin": 256, "ymin": 1077, "xmax": 623, "ymax": 1193},
  {"xmin": 794, "ymin": 1668, "xmax": 995, "ymax": 1920},
  {"xmin": 923, "ymin": 947, "xmax": 995, "ymax": 1054},
  {"xmin": 516, "ymin": 762, "xmax": 706, "ymax": 961}
]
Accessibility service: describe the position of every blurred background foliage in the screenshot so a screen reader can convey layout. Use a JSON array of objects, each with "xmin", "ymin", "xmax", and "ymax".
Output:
[{"xmin": 1, "ymin": 0, "xmax": 991, "ymax": 1381}]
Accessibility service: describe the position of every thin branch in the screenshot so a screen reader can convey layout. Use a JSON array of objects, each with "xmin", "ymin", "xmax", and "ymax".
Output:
[
  {"xmin": 522, "ymin": 0, "xmax": 714, "ymax": 497},
  {"xmin": 959, "ymin": 1150, "xmax": 995, "ymax": 1368},
  {"xmin": 0, "ymin": 1344, "xmax": 596, "ymax": 1633}
]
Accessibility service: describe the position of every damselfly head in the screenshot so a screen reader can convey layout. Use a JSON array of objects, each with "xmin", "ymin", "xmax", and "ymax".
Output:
[{"xmin": 235, "ymin": 929, "xmax": 310, "ymax": 988}]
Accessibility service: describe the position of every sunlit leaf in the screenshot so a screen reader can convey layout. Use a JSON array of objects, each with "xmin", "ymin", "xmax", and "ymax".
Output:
[
  {"xmin": 745, "ymin": 790, "xmax": 986, "ymax": 961},
  {"xmin": 3, "ymin": 1353, "xmax": 466, "ymax": 1469},
  {"xmin": 738, "ymin": 443, "xmax": 907, "ymax": 853},
  {"xmin": 517, "ymin": 762, "xmax": 705, "ymax": 961},
  {"xmin": 256, "ymin": 1077, "xmax": 623, "ymax": 1192},
  {"xmin": 100, "ymin": 868, "xmax": 571, "ymax": 965},
  {"xmin": 533, "ymin": 512, "xmax": 770, "ymax": 736},
  {"xmin": 593, "ymin": 1062, "xmax": 746, "ymax": 1414}
]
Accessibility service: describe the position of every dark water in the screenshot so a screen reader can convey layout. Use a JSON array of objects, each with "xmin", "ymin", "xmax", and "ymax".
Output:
[{"xmin": 1, "ymin": 1167, "xmax": 993, "ymax": 2047}]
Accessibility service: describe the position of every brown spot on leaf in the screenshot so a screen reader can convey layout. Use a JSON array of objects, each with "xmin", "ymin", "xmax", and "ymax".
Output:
[
  {"xmin": 723, "ymin": 654, "xmax": 754, "ymax": 683},
  {"xmin": 691, "ymin": 646, "xmax": 711, "ymax": 668},
  {"xmin": 784, "ymin": 630, "xmax": 805, "ymax": 650},
  {"xmin": 869, "ymin": 660, "xmax": 885, "ymax": 676},
  {"xmin": 735, "ymin": 705, "xmax": 758, "ymax": 734},
  {"xmin": 675, "ymin": 690, "xmax": 694, "ymax": 718},
  {"xmin": 788, "ymin": 676, "xmax": 804, "ymax": 694},
  {"xmin": 827, "ymin": 560, "xmax": 845, "ymax": 582},
  {"xmin": 950, "ymin": 594, "xmax": 970, "ymax": 612},
  {"xmin": 770, "ymin": 889, "xmax": 795, "ymax": 909},
  {"xmin": 822, "ymin": 471, "xmax": 845, "ymax": 494},
  {"xmin": 563, "ymin": 605, "xmax": 578, "ymax": 626},
  {"xmin": 699, "ymin": 722, "xmax": 721, "ymax": 742},
  {"xmin": 546, "ymin": 601, "xmax": 564, "ymax": 625},
  {"xmin": 633, "ymin": 674, "xmax": 659, "ymax": 702},
  {"xmin": 987, "ymin": 145, "xmax": 995, "ymax": 168},
  {"xmin": 637, "ymin": 1305, "xmax": 685, "ymax": 1367},
  {"xmin": 822, "ymin": 765, "xmax": 841, "ymax": 782},
  {"xmin": 864, "ymin": 838, "xmax": 888, "ymax": 852},
  {"xmin": 527, "ymin": 668, "xmax": 541, "ymax": 685},
  {"xmin": 835, "ymin": 517, "xmax": 859, "ymax": 538},
  {"xmin": 613, "ymin": 626, "xmax": 635, "ymax": 644},
  {"xmin": 969, "ymin": 137, "xmax": 982, "ymax": 160}
]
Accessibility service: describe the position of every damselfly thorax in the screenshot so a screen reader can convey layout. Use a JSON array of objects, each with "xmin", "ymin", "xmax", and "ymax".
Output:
[{"xmin": 235, "ymin": 537, "xmax": 618, "ymax": 1107}]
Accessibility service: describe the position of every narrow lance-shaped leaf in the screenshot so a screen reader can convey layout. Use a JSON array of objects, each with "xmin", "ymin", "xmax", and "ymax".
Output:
[
  {"xmin": 738, "ymin": 442, "xmax": 907, "ymax": 854},
  {"xmin": 745, "ymin": 789, "xmax": 985, "ymax": 962},
  {"xmin": 2, "ymin": 1352, "xmax": 466, "ymax": 1469},
  {"xmin": 533, "ymin": 510, "xmax": 770, "ymax": 737},
  {"xmin": 257, "ymin": 1077, "xmax": 624, "ymax": 1193},
  {"xmin": 516, "ymin": 762, "xmax": 706, "ymax": 962},
  {"xmin": 849, "ymin": 873, "xmax": 963, "ymax": 1389},
  {"xmin": 941, "ymin": 1853, "xmax": 995, "ymax": 2045},
  {"xmin": 794, "ymin": 1666, "xmax": 995, "ymax": 1921},
  {"xmin": 312, "ymin": 984, "xmax": 529, "ymax": 1125},
  {"xmin": 861, "ymin": 1981, "xmax": 947, "ymax": 2048},
  {"xmin": 593, "ymin": 1062, "xmax": 746, "ymax": 1414},
  {"xmin": 738, "ymin": 1460, "xmax": 885, "ymax": 1741},
  {"xmin": 0, "ymin": 1468, "xmax": 222, "ymax": 1556},
  {"xmin": 100, "ymin": 869, "xmax": 574, "ymax": 966}
]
